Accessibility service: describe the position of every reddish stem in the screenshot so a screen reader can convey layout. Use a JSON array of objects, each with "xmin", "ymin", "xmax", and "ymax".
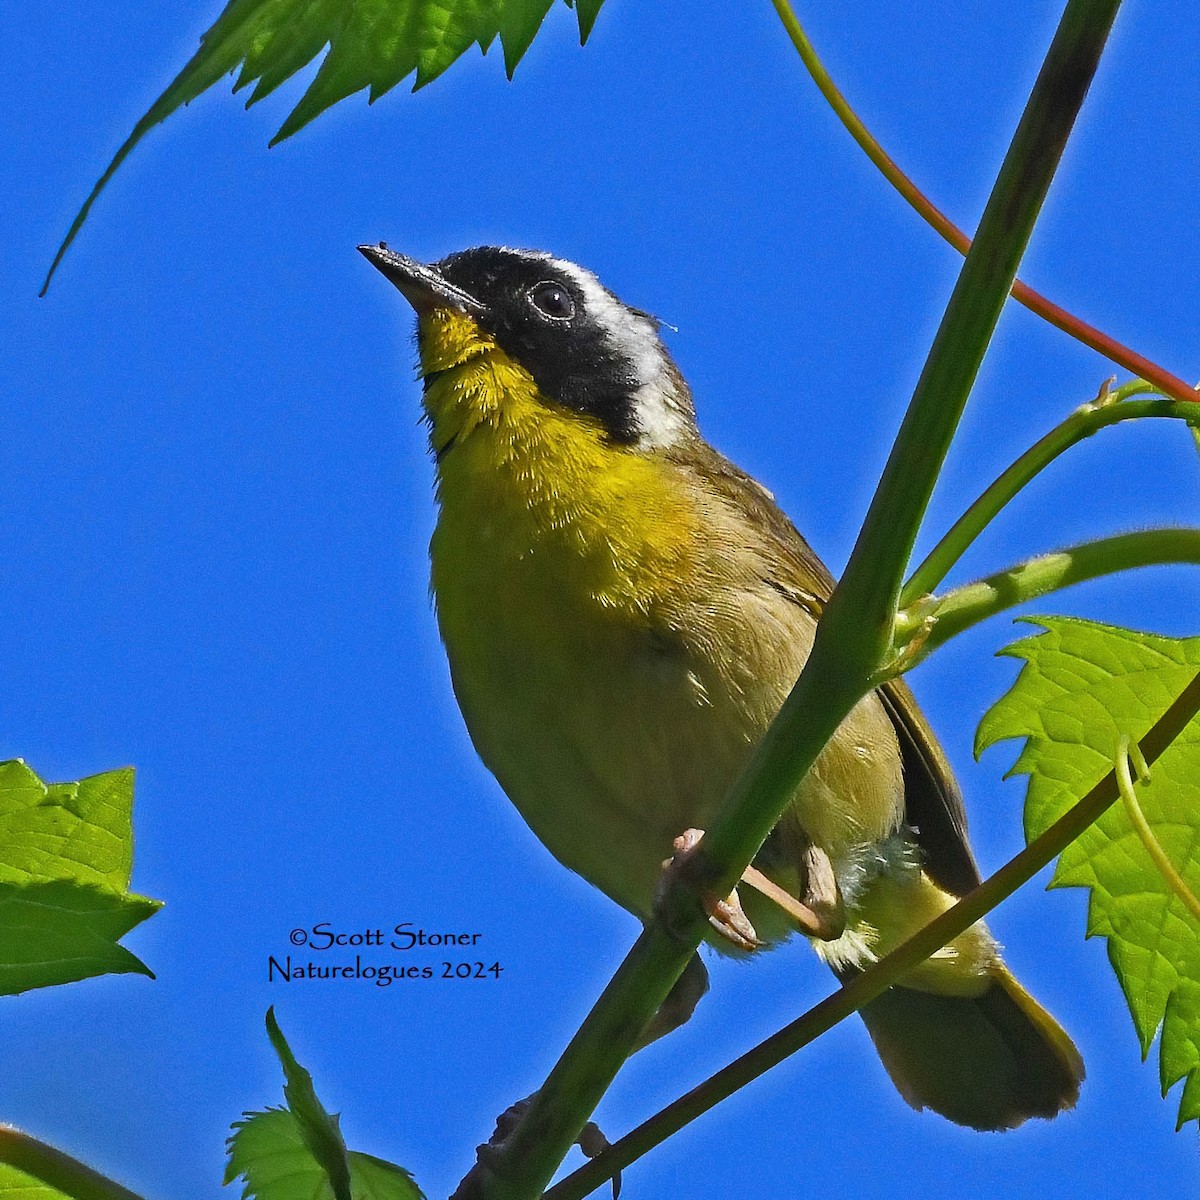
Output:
[{"xmin": 770, "ymin": 0, "xmax": 1197, "ymax": 404}]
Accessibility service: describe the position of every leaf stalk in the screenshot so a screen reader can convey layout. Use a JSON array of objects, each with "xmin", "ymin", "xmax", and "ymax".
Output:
[
  {"xmin": 909, "ymin": 528, "xmax": 1200, "ymax": 658},
  {"xmin": 902, "ymin": 386, "xmax": 1200, "ymax": 605}
]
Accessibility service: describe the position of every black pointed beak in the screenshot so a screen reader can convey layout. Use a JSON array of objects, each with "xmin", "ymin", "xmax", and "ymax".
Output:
[{"xmin": 358, "ymin": 244, "xmax": 488, "ymax": 318}]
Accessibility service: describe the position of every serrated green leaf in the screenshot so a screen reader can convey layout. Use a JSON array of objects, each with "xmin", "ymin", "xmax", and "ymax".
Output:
[
  {"xmin": 0, "ymin": 881, "xmax": 158, "ymax": 995},
  {"xmin": 44, "ymin": 0, "xmax": 607, "ymax": 293},
  {"xmin": 0, "ymin": 761, "xmax": 129, "ymax": 888},
  {"xmin": 0, "ymin": 761, "xmax": 160, "ymax": 996},
  {"xmin": 574, "ymin": 0, "xmax": 603, "ymax": 42},
  {"xmin": 271, "ymin": 1, "xmax": 421, "ymax": 143},
  {"xmin": 225, "ymin": 1110, "xmax": 424, "ymax": 1200},
  {"xmin": 239, "ymin": 2, "xmax": 349, "ymax": 104},
  {"xmin": 978, "ymin": 617, "xmax": 1200, "ymax": 1126},
  {"xmin": 225, "ymin": 1109, "xmax": 332, "ymax": 1200},
  {"xmin": 264, "ymin": 1008, "xmax": 352, "ymax": 1199},
  {"xmin": 498, "ymin": 0, "xmax": 555, "ymax": 76},
  {"xmin": 227, "ymin": 1016, "xmax": 425, "ymax": 1200},
  {"xmin": 411, "ymin": 1, "xmax": 501, "ymax": 90}
]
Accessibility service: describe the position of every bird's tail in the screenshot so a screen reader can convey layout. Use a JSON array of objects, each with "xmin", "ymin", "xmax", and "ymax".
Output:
[
  {"xmin": 819, "ymin": 862, "xmax": 1083, "ymax": 1130},
  {"xmin": 855, "ymin": 965, "xmax": 1084, "ymax": 1130}
]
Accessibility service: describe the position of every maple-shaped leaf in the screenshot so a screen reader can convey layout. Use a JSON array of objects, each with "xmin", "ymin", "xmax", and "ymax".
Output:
[
  {"xmin": 44, "ymin": 0, "xmax": 606, "ymax": 293},
  {"xmin": 978, "ymin": 617, "xmax": 1200, "ymax": 1127},
  {"xmin": 226, "ymin": 1010, "xmax": 425, "ymax": 1200},
  {"xmin": 0, "ymin": 760, "xmax": 160, "ymax": 995}
]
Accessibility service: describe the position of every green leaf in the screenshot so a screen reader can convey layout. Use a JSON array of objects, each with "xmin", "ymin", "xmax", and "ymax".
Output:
[
  {"xmin": 265, "ymin": 1007, "xmax": 352, "ymax": 1198},
  {"xmin": 0, "ymin": 761, "xmax": 160, "ymax": 996},
  {"xmin": 0, "ymin": 1126, "xmax": 147, "ymax": 1200},
  {"xmin": 498, "ymin": 0, "xmax": 555, "ymax": 75},
  {"xmin": 226, "ymin": 1111, "xmax": 424, "ymax": 1200},
  {"xmin": 978, "ymin": 617, "xmax": 1200, "ymax": 1127},
  {"xmin": 407, "ymin": 1, "xmax": 501, "ymax": 92},
  {"xmin": 225, "ymin": 1011, "xmax": 425, "ymax": 1200},
  {"xmin": 573, "ymin": 0, "xmax": 603, "ymax": 42},
  {"xmin": 43, "ymin": 0, "xmax": 606, "ymax": 293},
  {"xmin": 0, "ymin": 881, "xmax": 158, "ymax": 996}
]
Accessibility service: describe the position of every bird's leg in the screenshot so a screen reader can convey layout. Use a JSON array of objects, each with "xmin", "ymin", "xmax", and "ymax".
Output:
[
  {"xmin": 659, "ymin": 827, "xmax": 761, "ymax": 950},
  {"xmin": 799, "ymin": 839, "xmax": 845, "ymax": 938},
  {"xmin": 661, "ymin": 827, "xmax": 846, "ymax": 946},
  {"xmin": 633, "ymin": 950, "xmax": 710, "ymax": 1048},
  {"xmin": 742, "ymin": 833, "xmax": 844, "ymax": 940}
]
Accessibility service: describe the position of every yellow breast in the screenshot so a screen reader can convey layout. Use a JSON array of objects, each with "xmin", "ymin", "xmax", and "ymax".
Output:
[{"xmin": 420, "ymin": 311, "xmax": 902, "ymax": 928}]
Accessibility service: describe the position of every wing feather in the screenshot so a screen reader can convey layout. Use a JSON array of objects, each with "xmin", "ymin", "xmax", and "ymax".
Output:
[{"xmin": 678, "ymin": 440, "xmax": 981, "ymax": 896}]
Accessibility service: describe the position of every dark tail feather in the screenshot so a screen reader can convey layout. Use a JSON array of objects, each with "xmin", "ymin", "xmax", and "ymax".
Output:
[{"xmin": 856, "ymin": 966, "xmax": 1084, "ymax": 1131}]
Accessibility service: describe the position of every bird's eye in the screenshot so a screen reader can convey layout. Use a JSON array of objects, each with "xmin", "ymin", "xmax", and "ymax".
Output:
[{"xmin": 528, "ymin": 281, "xmax": 575, "ymax": 321}]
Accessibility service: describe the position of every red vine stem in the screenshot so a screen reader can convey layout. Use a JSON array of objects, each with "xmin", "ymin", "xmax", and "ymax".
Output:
[{"xmin": 769, "ymin": 0, "xmax": 1197, "ymax": 405}]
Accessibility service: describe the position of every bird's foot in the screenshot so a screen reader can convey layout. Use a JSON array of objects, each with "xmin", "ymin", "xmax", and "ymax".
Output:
[
  {"xmin": 577, "ymin": 1123, "xmax": 621, "ymax": 1198},
  {"xmin": 659, "ymin": 828, "xmax": 761, "ymax": 951},
  {"xmin": 800, "ymin": 841, "xmax": 845, "ymax": 940}
]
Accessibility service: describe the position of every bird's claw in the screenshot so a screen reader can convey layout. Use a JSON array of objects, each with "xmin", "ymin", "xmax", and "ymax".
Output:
[
  {"xmin": 659, "ymin": 828, "xmax": 762, "ymax": 951},
  {"xmin": 577, "ymin": 1122, "xmax": 622, "ymax": 1199}
]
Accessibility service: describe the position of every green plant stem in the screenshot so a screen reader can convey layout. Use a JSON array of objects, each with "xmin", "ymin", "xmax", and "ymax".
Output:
[
  {"xmin": 909, "ymin": 529, "xmax": 1200, "ymax": 658},
  {"xmin": 0, "ymin": 1127, "xmax": 147, "ymax": 1200},
  {"xmin": 767, "ymin": 0, "xmax": 1198, "ymax": 407},
  {"xmin": 461, "ymin": 6, "xmax": 1122, "ymax": 1197},
  {"xmin": 452, "ymin": 924, "xmax": 705, "ymax": 1200},
  {"xmin": 902, "ymin": 391, "xmax": 1200, "ymax": 605},
  {"xmin": 546, "ymin": 668, "xmax": 1200, "ymax": 1200},
  {"xmin": 702, "ymin": 0, "xmax": 1125, "ymax": 895}
]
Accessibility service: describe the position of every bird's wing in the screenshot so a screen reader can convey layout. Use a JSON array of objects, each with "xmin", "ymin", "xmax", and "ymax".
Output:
[
  {"xmin": 682, "ymin": 441, "xmax": 835, "ymax": 612},
  {"xmin": 681, "ymin": 441, "xmax": 982, "ymax": 897},
  {"xmin": 876, "ymin": 678, "xmax": 981, "ymax": 896}
]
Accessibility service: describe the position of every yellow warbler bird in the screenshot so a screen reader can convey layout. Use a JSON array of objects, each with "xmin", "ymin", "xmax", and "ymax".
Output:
[{"xmin": 361, "ymin": 242, "xmax": 1083, "ymax": 1129}]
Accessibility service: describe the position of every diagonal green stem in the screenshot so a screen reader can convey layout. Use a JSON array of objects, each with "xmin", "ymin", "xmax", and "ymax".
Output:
[
  {"xmin": 907, "ymin": 528, "xmax": 1200, "ymax": 658},
  {"xmin": 902, "ymin": 390, "xmax": 1200, "ymax": 605},
  {"xmin": 701, "ymin": 0, "xmax": 1124, "ymax": 895},
  {"xmin": 459, "ymin": 6, "xmax": 1123, "ymax": 1197},
  {"xmin": 0, "ymin": 1126, "xmax": 147, "ymax": 1200},
  {"xmin": 767, "ymin": 0, "xmax": 1198, "ymax": 407},
  {"xmin": 544, "ymin": 668, "xmax": 1200, "ymax": 1200}
]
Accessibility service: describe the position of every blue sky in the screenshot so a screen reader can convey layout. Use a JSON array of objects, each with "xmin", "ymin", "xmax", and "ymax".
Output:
[{"xmin": 4, "ymin": 1, "xmax": 1199, "ymax": 1196}]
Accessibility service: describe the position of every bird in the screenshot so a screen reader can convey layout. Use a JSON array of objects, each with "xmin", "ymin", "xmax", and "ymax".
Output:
[{"xmin": 360, "ymin": 242, "xmax": 1084, "ymax": 1131}]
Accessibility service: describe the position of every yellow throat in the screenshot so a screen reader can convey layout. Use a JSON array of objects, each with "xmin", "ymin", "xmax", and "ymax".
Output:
[{"xmin": 419, "ymin": 306, "xmax": 699, "ymax": 622}]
